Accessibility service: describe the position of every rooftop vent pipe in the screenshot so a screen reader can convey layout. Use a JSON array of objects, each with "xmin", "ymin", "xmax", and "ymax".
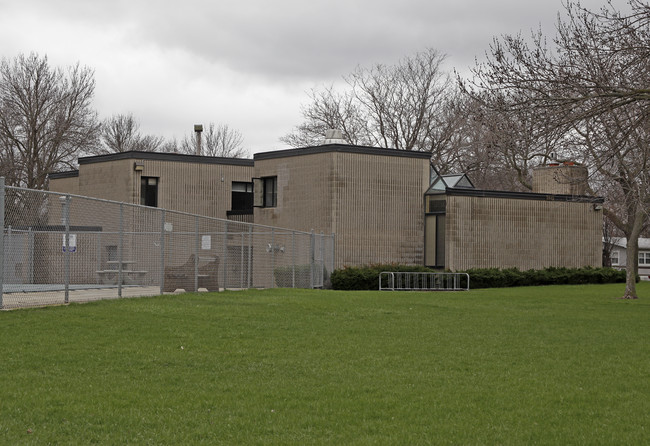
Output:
[{"xmin": 194, "ymin": 124, "xmax": 203, "ymax": 156}]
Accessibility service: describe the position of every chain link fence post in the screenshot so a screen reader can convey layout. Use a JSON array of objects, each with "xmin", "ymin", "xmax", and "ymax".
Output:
[
  {"xmin": 96, "ymin": 231, "xmax": 102, "ymax": 282},
  {"xmin": 63, "ymin": 195, "xmax": 71, "ymax": 304},
  {"xmin": 0, "ymin": 177, "xmax": 4, "ymax": 309},
  {"xmin": 159, "ymin": 209, "xmax": 166, "ymax": 295},
  {"xmin": 194, "ymin": 216, "xmax": 199, "ymax": 292},
  {"xmin": 247, "ymin": 225, "xmax": 252, "ymax": 289},
  {"xmin": 320, "ymin": 231, "xmax": 325, "ymax": 287},
  {"xmin": 271, "ymin": 227, "xmax": 275, "ymax": 288},
  {"xmin": 240, "ymin": 232, "xmax": 244, "ymax": 289},
  {"xmin": 331, "ymin": 233, "xmax": 336, "ymax": 279},
  {"xmin": 310, "ymin": 229, "xmax": 315, "ymax": 289},
  {"xmin": 291, "ymin": 231, "xmax": 296, "ymax": 288},
  {"xmin": 223, "ymin": 221, "xmax": 229, "ymax": 290},
  {"xmin": 28, "ymin": 227, "xmax": 34, "ymax": 284},
  {"xmin": 118, "ymin": 202, "xmax": 124, "ymax": 298},
  {"xmin": 220, "ymin": 222, "xmax": 228, "ymax": 291}
]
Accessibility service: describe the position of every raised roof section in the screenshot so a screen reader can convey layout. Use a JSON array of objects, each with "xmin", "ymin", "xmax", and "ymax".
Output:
[{"xmin": 254, "ymin": 144, "xmax": 432, "ymax": 161}]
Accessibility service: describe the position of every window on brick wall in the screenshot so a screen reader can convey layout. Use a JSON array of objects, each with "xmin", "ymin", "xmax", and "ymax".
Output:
[
  {"xmin": 141, "ymin": 176, "xmax": 159, "ymax": 207},
  {"xmin": 231, "ymin": 181, "xmax": 253, "ymax": 212},
  {"xmin": 263, "ymin": 176, "xmax": 277, "ymax": 207}
]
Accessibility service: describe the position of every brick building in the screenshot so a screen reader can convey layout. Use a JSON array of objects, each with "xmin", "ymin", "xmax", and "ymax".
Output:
[{"xmin": 49, "ymin": 146, "xmax": 603, "ymax": 271}]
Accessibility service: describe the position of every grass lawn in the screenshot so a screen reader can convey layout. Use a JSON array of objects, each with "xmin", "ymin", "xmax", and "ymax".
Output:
[{"xmin": 0, "ymin": 283, "xmax": 649, "ymax": 445}]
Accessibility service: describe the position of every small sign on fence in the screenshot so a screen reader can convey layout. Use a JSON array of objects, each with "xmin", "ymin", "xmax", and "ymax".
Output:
[{"xmin": 62, "ymin": 234, "xmax": 77, "ymax": 253}]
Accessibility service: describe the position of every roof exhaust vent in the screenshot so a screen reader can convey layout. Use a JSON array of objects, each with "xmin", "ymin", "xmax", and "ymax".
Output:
[
  {"xmin": 194, "ymin": 124, "xmax": 203, "ymax": 156},
  {"xmin": 323, "ymin": 129, "xmax": 347, "ymax": 145}
]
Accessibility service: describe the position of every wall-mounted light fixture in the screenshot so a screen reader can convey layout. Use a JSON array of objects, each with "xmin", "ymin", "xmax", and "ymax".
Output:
[
  {"xmin": 134, "ymin": 162, "xmax": 144, "ymax": 172},
  {"xmin": 593, "ymin": 203, "xmax": 603, "ymax": 211}
]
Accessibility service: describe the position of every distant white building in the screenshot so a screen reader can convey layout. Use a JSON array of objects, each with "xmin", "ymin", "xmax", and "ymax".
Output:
[{"xmin": 604, "ymin": 237, "xmax": 650, "ymax": 279}]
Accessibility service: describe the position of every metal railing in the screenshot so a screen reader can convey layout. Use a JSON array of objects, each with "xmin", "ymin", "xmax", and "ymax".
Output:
[
  {"xmin": 379, "ymin": 271, "xmax": 470, "ymax": 291},
  {"xmin": 1, "ymin": 179, "xmax": 335, "ymax": 309}
]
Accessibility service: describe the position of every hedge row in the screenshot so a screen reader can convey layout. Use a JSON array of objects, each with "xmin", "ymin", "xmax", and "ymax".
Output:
[
  {"xmin": 330, "ymin": 264, "xmax": 628, "ymax": 290},
  {"xmin": 330, "ymin": 263, "xmax": 432, "ymax": 290},
  {"xmin": 464, "ymin": 266, "xmax": 627, "ymax": 289}
]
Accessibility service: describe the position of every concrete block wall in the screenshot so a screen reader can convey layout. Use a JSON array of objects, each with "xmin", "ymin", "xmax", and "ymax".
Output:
[
  {"xmin": 254, "ymin": 147, "xmax": 430, "ymax": 268},
  {"xmin": 445, "ymin": 194, "xmax": 602, "ymax": 271}
]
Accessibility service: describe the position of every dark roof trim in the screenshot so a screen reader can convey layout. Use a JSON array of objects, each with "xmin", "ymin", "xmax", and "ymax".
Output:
[
  {"xmin": 434, "ymin": 187, "xmax": 605, "ymax": 203},
  {"xmin": 255, "ymin": 144, "xmax": 432, "ymax": 161},
  {"xmin": 48, "ymin": 170, "xmax": 79, "ymax": 179},
  {"xmin": 78, "ymin": 150, "xmax": 254, "ymax": 167}
]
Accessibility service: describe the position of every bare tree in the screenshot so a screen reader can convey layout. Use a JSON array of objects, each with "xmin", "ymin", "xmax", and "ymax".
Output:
[
  {"xmin": 453, "ymin": 91, "xmax": 574, "ymax": 191},
  {"xmin": 463, "ymin": 0, "xmax": 650, "ymax": 298},
  {"xmin": 280, "ymin": 86, "xmax": 372, "ymax": 148},
  {"xmin": 92, "ymin": 113, "xmax": 164, "ymax": 154},
  {"xmin": 174, "ymin": 123, "xmax": 248, "ymax": 158},
  {"xmin": 282, "ymin": 48, "xmax": 452, "ymax": 155},
  {"xmin": 0, "ymin": 53, "xmax": 100, "ymax": 189}
]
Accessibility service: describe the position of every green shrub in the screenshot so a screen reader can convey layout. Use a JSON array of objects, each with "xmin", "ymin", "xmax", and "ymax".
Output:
[
  {"xmin": 331, "ymin": 263, "xmax": 433, "ymax": 290},
  {"xmin": 463, "ymin": 266, "xmax": 627, "ymax": 289},
  {"xmin": 330, "ymin": 264, "xmax": 627, "ymax": 290}
]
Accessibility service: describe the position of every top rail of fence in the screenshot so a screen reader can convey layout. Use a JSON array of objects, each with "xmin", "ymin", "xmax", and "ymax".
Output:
[{"xmin": 4, "ymin": 185, "xmax": 317, "ymax": 236}]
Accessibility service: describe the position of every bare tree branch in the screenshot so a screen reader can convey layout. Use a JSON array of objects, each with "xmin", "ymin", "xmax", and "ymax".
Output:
[{"xmin": 0, "ymin": 53, "xmax": 100, "ymax": 189}]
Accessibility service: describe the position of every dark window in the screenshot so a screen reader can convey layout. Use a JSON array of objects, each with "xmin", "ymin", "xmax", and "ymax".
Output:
[
  {"xmin": 141, "ymin": 176, "xmax": 158, "ymax": 207},
  {"xmin": 263, "ymin": 176, "xmax": 277, "ymax": 207},
  {"xmin": 428, "ymin": 198, "xmax": 446, "ymax": 214},
  {"xmin": 231, "ymin": 181, "xmax": 253, "ymax": 212}
]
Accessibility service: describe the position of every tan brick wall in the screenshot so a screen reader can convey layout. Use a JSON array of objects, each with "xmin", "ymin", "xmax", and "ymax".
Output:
[
  {"xmin": 254, "ymin": 152, "xmax": 334, "ymax": 233},
  {"xmin": 130, "ymin": 159, "xmax": 253, "ymax": 219},
  {"xmin": 445, "ymin": 194, "xmax": 602, "ymax": 271},
  {"xmin": 331, "ymin": 152, "xmax": 428, "ymax": 267},
  {"xmin": 55, "ymin": 158, "xmax": 253, "ymax": 219},
  {"xmin": 48, "ymin": 175, "xmax": 79, "ymax": 195},
  {"xmin": 254, "ymin": 150, "xmax": 430, "ymax": 268},
  {"xmin": 78, "ymin": 159, "xmax": 135, "ymax": 203}
]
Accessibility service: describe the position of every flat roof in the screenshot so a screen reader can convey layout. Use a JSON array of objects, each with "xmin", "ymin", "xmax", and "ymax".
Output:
[
  {"xmin": 433, "ymin": 186, "xmax": 604, "ymax": 203},
  {"xmin": 254, "ymin": 144, "xmax": 433, "ymax": 161},
  {"xmin": 78, "ymin": 150, "xmax": 254, "ymax": 167},
  {"xmin": 48, "ymin": 170, "xmax": 79, "ymax": 180}
]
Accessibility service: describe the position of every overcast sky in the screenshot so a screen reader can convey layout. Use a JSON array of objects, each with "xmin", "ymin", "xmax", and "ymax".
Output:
[{"xmin": 0, "ymin": 0, "xmax": 619, "ymax": 156}]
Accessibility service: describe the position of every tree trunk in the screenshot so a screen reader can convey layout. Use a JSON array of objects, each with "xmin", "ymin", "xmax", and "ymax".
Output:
[
  {"xmin": 623, "ymin": 238, "xmax": 639, "ymax": 299},
  {"xmin": 622, "ymin": 209, "xmax": 645, "ymax": 299}
]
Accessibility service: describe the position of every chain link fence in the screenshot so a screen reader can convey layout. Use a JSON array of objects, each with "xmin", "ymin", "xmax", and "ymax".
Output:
[{"xmin": 0, "ymin": 179, "xmax": 335, "ymax": 309}]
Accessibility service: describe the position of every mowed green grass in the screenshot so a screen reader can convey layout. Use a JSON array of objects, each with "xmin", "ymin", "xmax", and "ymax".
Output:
[{"xmin": 0, "ymin": 284, "xmax": 649, "ymax": 445}]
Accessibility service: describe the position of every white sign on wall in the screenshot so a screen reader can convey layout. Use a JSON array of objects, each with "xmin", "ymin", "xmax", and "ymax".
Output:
[{"xmin": 201, "ymin": 235, "xmax": 211, "ymax": 250}]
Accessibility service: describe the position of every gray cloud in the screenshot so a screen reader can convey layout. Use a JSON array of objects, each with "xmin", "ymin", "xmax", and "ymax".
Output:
[{"xmin": 0, "ymin": 0, "xmax": 624, "ymax": 151}]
